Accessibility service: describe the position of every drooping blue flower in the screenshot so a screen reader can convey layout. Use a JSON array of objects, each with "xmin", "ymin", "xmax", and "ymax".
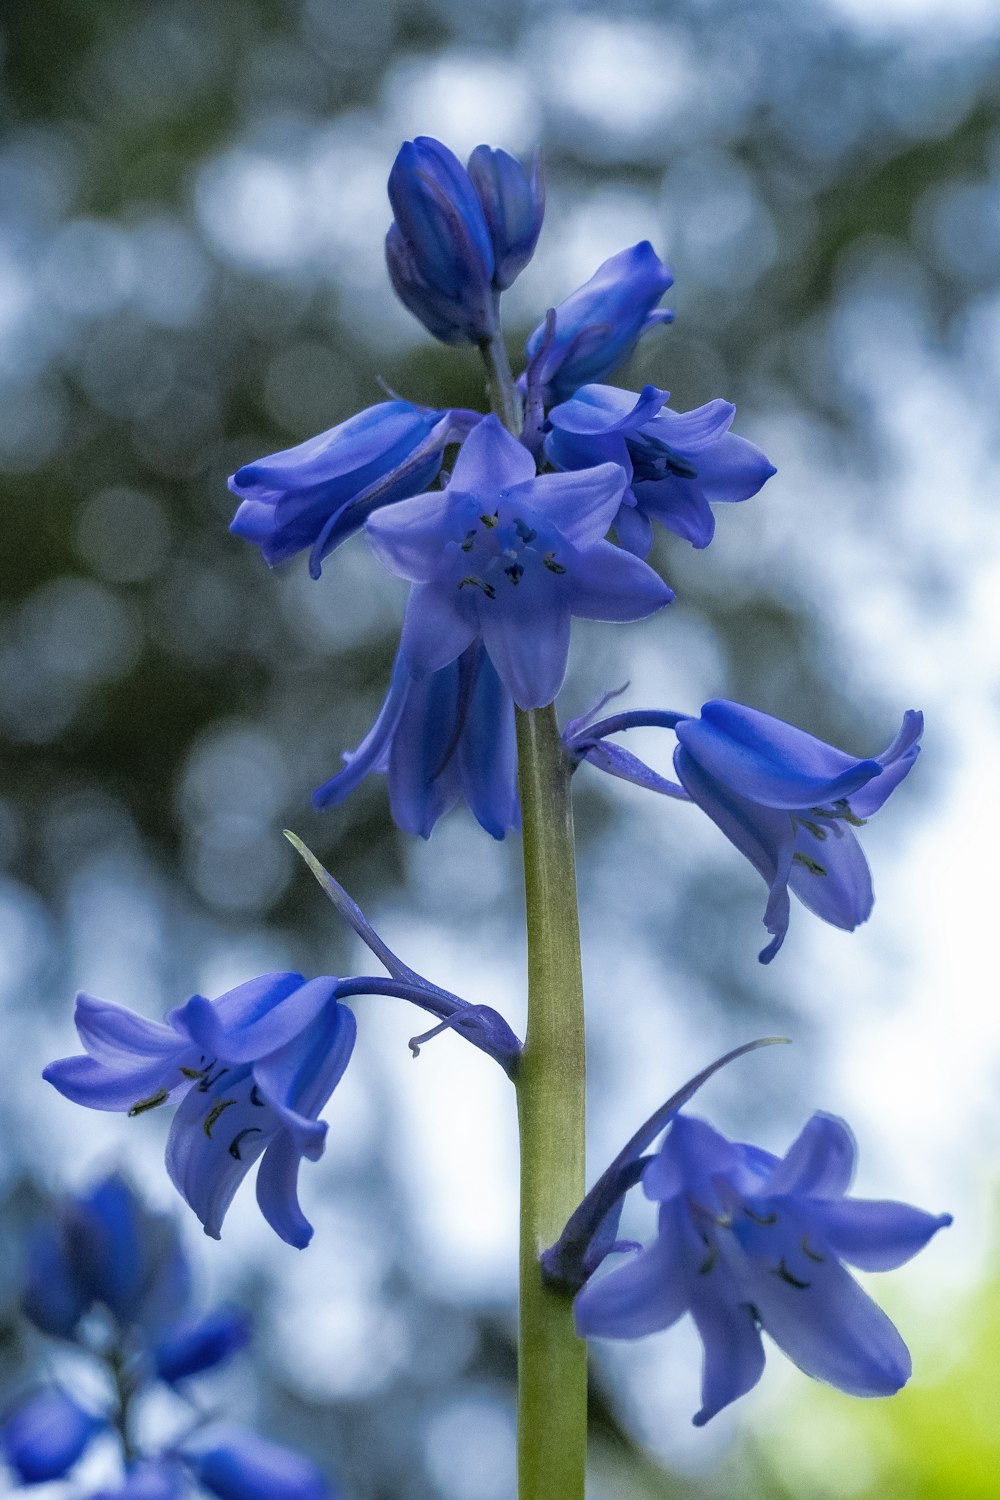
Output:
[
  {"xmin": 229, "ymin": 400, "xmax": 480, "ymax": 577},
  {"xmin": 546, "ymin": 383, "xmax": 776, "ymax": 558},
  {"xmin": 564, "ymin": 696, "xmax": 923, "ymax": 963},
  {"xmin": 386, "ymin": 136, "xmax": 497, "ymax": 345},
  {"xmin": 22, "ymin": 1173, "xmax": 191, "ymax": 1340},
  {"xmin": 573, "ymin": 1110, "xmax": 951, "ymax": 1426},
  {"xmin": 154, "ymin": 1305, "xmax": 251, "ymax": 1385},
  {"xmin": 44, "ymin": 974, "xmax": 357, "ymax": 1248},
  {"xmin": 312, "ymin": 642, "xmax": 518, "ymax": 839},
  {"xmin": 1, "ymin": 1387, "xmax": 102, "ymax": 1484},
  {"xmin": 187, "ymin": 1428, "xmax": 331, "ymax": 1500},
  {"xmin": 521, "ymin": 243, "xmax": 673, "ymax": 408},
  {"xmin": 466, "ymin": 145, "xmax": 544, "ymax": 291},
  {"xmin": 673, "ymin": 701, "xmax": 924, "ymax": 962},
  {"xmin": 365, "ymin": 415, "xmax": 672, "ymax": 710}
]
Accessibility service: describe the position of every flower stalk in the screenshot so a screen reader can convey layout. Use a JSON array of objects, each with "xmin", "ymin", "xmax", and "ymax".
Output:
[{"xmin": 515, "ymin": 703, "xmax": 587, "ymax": 1500}]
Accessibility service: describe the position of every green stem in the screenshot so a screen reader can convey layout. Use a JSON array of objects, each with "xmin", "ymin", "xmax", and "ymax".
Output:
[
  {"xmin": 477, "ymin": 315, "xmax": 587, "ymax": 1498},
  {"xmin": 515, "ymin": 704, "xmax": 587, "ymax": 1500}
]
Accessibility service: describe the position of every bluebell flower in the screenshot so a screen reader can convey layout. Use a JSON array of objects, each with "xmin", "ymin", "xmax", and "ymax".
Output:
[
  {"xmin": 44, "ymin": 974, "xmax": 357, "ymax": 1248},
  {"xmin": 574, "ymin": 1111, "xmax": 951, "ymax": 1426},
  {"xmin": 22, "ymin": 1173, "xmax": 191, "ymax": 1340},
  {"xmin": 565, "ymin": 696, "xmax": 923, "ymax": 963},
  {"xmin": 1, "ymin": 1387, "xmax": 102, "ymax": 1484},
  {"xmin": 187, "ymin": 1429, "xmax": 331, "ymax": 1500},
  {"xmin": 313, "ymin": 642, "xmax": 518, "ymax": 839},
  {"xmin": 521, "ymin": 243, "xmax": 673, "ymax": 408},
  {"xmin": 673, "ymin": 701, "xmax": 924, "ymax": 962},
  {"xmin": 229, "ymin": 400, "xmax": 480, "ymax": 577},
  {"xmin": 365, "ymin": 415, "xmax": 672, "ymax": 709},
  {"xmin": 154, "ymin": 1305, "xmax": 251, "ymax": 1384},
  {"xmin": 466, "ymin": 145, "xmax": 544, "ymax": 291},
  {"xmin": 386, "ymin": 136, "xmax": 497, "ymax": 345},
  {"xmin": 546, "ymin": 383, "xmax": 776, "ymax": 557}
]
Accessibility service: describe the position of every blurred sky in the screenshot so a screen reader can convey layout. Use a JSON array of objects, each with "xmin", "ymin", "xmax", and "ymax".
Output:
[{"xmin": 2, "ymin": 0, "xmax": 999, "ymax": 1495}]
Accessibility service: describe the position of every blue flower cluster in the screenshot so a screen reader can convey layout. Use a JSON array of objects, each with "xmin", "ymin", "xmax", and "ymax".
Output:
[
  {"xmin": 228, "ymin": 136, "xmax": 774, "ymax": 843},
  {"xmin": 1, "ymin": 1175, "xmax": 331, "ymax": 1497}
]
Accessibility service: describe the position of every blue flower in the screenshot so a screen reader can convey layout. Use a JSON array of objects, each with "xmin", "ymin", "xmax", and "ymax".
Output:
[
  {"xmin": 673, "ymin": 701, "xmax": 924, "ymax": 962},
  {"xmin": 22, "ymin": 1174, "xmax": 191, "ymax": 1340},
  {"xmin": 574, "ymin": 1111, "xmax": 951, "ymax": 1426},
  {"xmin": 521, "ymin": 243, "xmax": 673, "ymax": 408},
  {"xmin": 466, "ymin": 144, "xmax": 544, "ymax": 291},
  {"xmin": 365, "ymin": 415, "xmax": 672, "ymax": 709},
  {"xmin": 44, "ymin": 974, "xmax": 357, "ymax": 1248},
  {"xmin": 187, "ymin": 1429, "xmax": 331, "ymax": 1500},
  {"xmin": 154, "ymin": 1306, "xmax": 251, "ymax": 1385},
  {"xmin": 312, "ymin": 642, "xmax": 518, "ymax": 839},
  {"xmin": 229, "ymin": 400, "xmax": 479, "ymax": 577},
  {"xmin": 386, "ymin": 136, "xmax": 497, "ymax": 345},
  {"xmin": 1, "ymin": 1387, "xmax": 102, "ymax": 1484},
  {"xmin": 546, "ymin": 383, "xmax": 776, "ymax": 557}
]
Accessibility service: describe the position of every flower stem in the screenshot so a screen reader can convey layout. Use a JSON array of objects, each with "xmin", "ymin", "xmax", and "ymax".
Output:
[
  {"xmin": 479, "ymin": 300, "xmax": 523, "ymax": 436},
  {"xmin": 515, "ymin": 704, "xmax": 587, "ymax": 1500}
]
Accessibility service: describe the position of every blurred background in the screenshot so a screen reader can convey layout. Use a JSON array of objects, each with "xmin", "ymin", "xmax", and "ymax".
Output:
[{"xmin": 1, "ymin": 0, "xmax": 998, "ymax": 1494}]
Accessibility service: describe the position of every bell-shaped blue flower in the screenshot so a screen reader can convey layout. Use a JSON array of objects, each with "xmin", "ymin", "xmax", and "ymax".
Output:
[
  {"xmin": 574, "ymin": 1111, "xmax": 951, "ymax": 1426},
  {"xmin": 154, "ymin": 1305, "xmax": 251, "ymax": 1385},
  {"xmin": 187, "ymin": 1428, "xmax": 331, "ymax": 1500},
  {"xmin": 386, "ymin": 136, "xmax": 496, "ymax": 345},
  {"xmin": 44, "ymin": 974, "xmax": 357, "ymax": 1248},
  {"xmin": 546, "ymin": 383, "xmax": 776, "ymax": 557},
  {"xmin": 466, "ymin": 145, "xmax": 544, "ymax": 291},
  {"xmin": 366, "ymin": 416, "xmax": 672, "ymax": 709},
  {"xmin": 313, "ymin": 642, "xmax": 518, "ymax": 839},
  {"xmin": 229, "ymin": 401, "xmax": 480, "ymax": 577},
  {"xmin": 673, "ymin": 701, "xmax": 923, "ymax": 962},
  {"xmin": 22, "ymin": 1174, "xmax": 191, "ymax": 1339},
  {"xmin": 521, "ymin": 243, "xmax": 673, "ymax": 407},
  {"xmin": 1, "ymin": 1387, "xmax": 102, "ymax": 1484}
]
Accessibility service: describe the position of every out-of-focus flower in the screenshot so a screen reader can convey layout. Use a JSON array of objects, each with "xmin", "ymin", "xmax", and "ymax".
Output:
[
  {"xmin": 522, "ymin": 243, "xmax": 673, "ymax": 407},
  {"xmin": 229, "ymin": 401, "xmax": 479, "ymax": 577},
  {"xmin": 313, "ymin": 642, "xmax": 518, "ymax": 839},
  {"xmin": 673, "ymin": 701, "xmax": 923, "ymax": 962},
  {"xmin": 22, "ymin": 1173, "xmax": 190, "ymax": 1340},
  {"xmin": 44, "ymin": 974, "xmax": 357, "ymax": 1247},
  {"xmin": 366, "ymin": 416, "xmax": 671, "ymax": 709},
  {"xmin": 154, "ymin": 1305, "xmax": 251, "ymax": 1384},
  {"xmin": 574, "ymin": 1111, "xmax": 951, "ymax": 1425},
  {"xmin": 547, "ymin": 382, "xmax": 775, "ymax": 557},
  {"xmin": 187, "ymin": 1429, "xmax": 331, "ymax": 1500},
  {"xmin": 386, "ymin": 136, "xmax": 497, "ymax": 344},
  {"xmin": 1, "ymin": 1387, "xmax": 102, "ymax": 1484},
  {"xmin": 466, "ymin": 145, "xmax": 544, "ymax": 291}
]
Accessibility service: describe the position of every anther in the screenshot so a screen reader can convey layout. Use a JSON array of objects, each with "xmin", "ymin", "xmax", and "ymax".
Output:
[
  {"xmin": 543, "ymin": 551, "xmax": 566, "ymax": 574},
  {"xmin": 505, "ymin": 563, "xmax": 524, "ymax": 585},
  {"xmin": 229, "ymin": 1127, "xmax": 263, "ymax": 1161},
  {"xmin": 793, "ymin": 852, "xmax": 827, "ymax": 877},
  {"xmin": 249, "ymin": 1084, "xmax": 266, "ymax": 1107},
  {"xmin": 801, "ymin": 1235, "xmax": 825, "ymax": 1263},
  {"xmin": 773, "ymin": 1258, "xmax": 810, "ymax": 1289},
  {"xmin": 514, "ymin": 519, "xmax": 536, "ymax": 544},
  {"xmin": 479, "ymin": 512, "xmax": 498, "ymax": 528},
  {"xmin": 203, "ymin": 1098, "xmax": 237, "ymax": 1138},
  {"xmin": 744, "ymin": 1206, "xmax": 778, "ymax": 1226},
  {"xmin": 128, "ymin": 1088, "xmax": 169, "ymax": 1118},
  {"xmin": 458, "ymin": 576, "xmax": 496, "ymax": 599}
]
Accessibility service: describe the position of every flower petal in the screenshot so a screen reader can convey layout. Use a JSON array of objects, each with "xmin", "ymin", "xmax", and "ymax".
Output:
[
  {"xmin": 746, "ymin": 1253, "xmax": 911, "ymax": 1397},
  {"xmin": 788, "ymin": 827, "xmax": 873, "ymax": 931},
  {"xmin": 765, "ymin": 1113, "xmax": 857, "ymax": 1199},
  {"xmin": 387, "ymin": 660, "xmax": 463, "ymax": 837},
  {"xmin": 43, "ymin": 1053, "xmax": 189, "ymax": 1113},
  {"xmin": 399, "ymin": 582, "xmax": 479, "ymax": 677},
  {"xmin": 849, "ymin": 710, "xmax": 923, "ymax": 817},
  {"xmin": 549, "ymin": 383, "xmax": 670, "ymax": 436},
  {"xmin": 522, "ymin": 463, "xmax": 628, "ymax": 546},
  {"xmin": 72, "ymin": 992, "xmax": 186, "ymax": 1065},
  {"xmin": 574, "ymin": 1234, "xmax": 688, "ymax": 1340},
  {"xmin": 635, "ymin": 477, "xmax": 717, "ymax": 548},
  {"xmin": 812, "ymin": 1198, "xmax": 952, "ymax": 1271},
  {"xmin": 255, "ymin": 1131, "xmax": 315, "ymax": 1249},
  {"xmin": 456, "ymin": 650, "xmax": 519, "ymax": 838},
  {"xmin": 364, "ymin": 489, "xmax": 453, "ymax": 582},
  {"xmin": 165, "ymin": 1070, "xmax": 278, "ymax": 1240},
  {"xmin": 613, "ymin": 500, "xmax": 654, "ymax": 558},
  {"xmin": 312, "ymin": 652, "xmax": 412, "ymax": 811},
  {"xmin": 568, "ymin": 541, "xmax": 674, "ymax": 621},
  {"xmin": 690, "ymin": 1293, "xmax": 766, "ymax": 1426},
  {"xmin": 449, "ymin": 413, "xmax": 537, "ymax": 494},
  {"xmin": 174, "ymin": 976, "xmax": 341, "ymax": 1065},
  {"xmin": 480, "ymin": 597, "xmax": 571, "ymax": 709},
  {"xmin": 676, "ymin": 702, "xmax": 883, "ymax": 810}
]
